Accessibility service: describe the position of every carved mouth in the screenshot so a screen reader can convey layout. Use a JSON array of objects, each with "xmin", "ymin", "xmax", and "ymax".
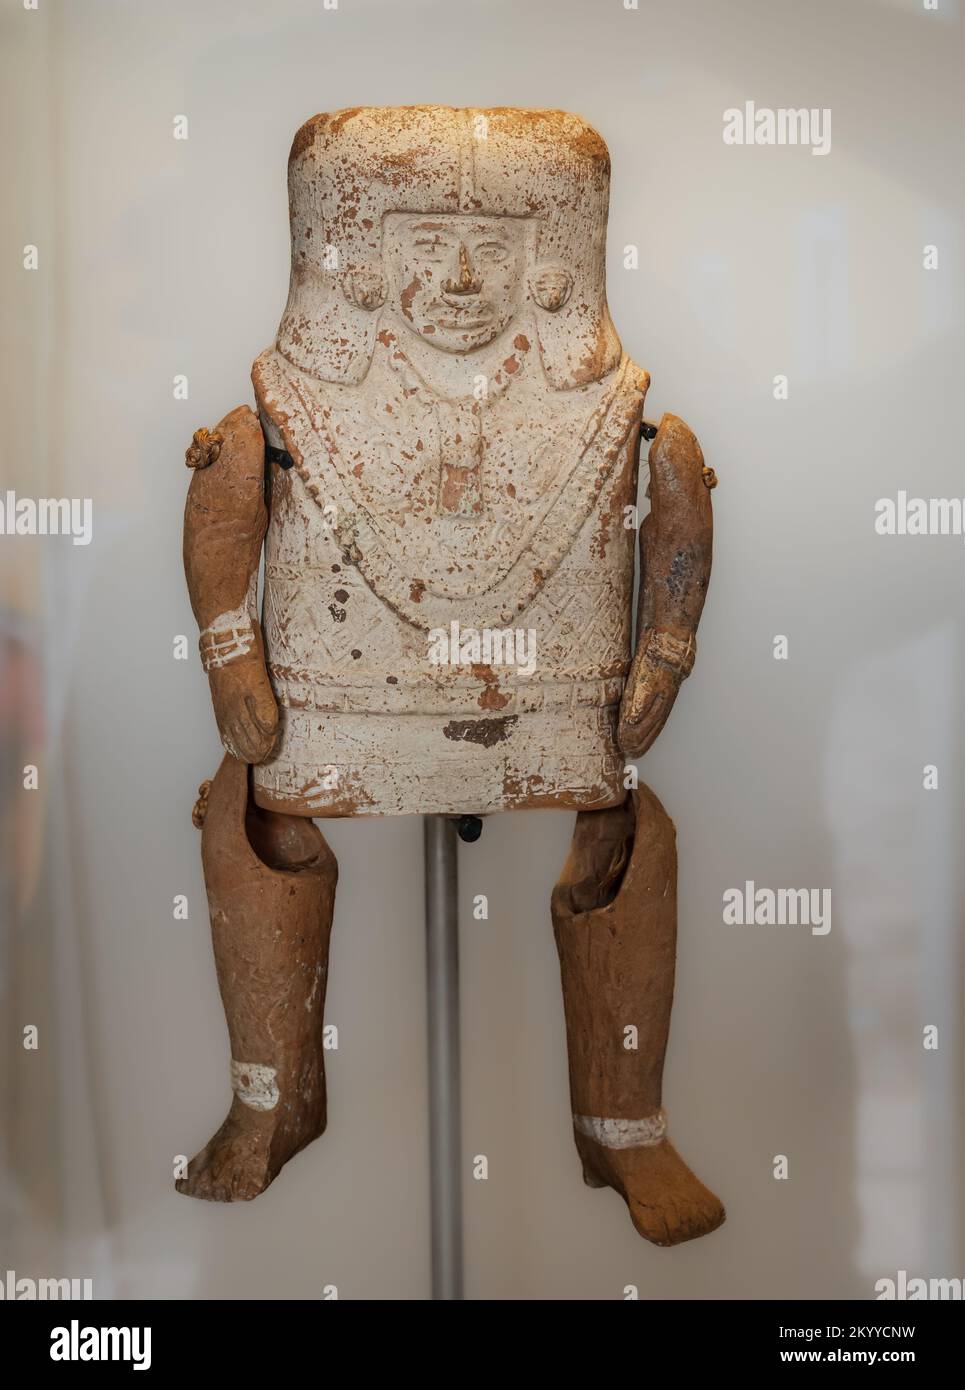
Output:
[
  {"xmin": 430, "ymin": 297, "xmax": 494, "ymax": 329},
  {"xmin": 433, "ymin": 315, "xmax": 494, "ymax": 333},
  {"xmin": 433, "ymin": 317, "xmax": 493, "ymax": 332}
]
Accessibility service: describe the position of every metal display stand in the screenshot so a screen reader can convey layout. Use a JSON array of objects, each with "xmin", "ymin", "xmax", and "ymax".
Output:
[{"xmin": 423, "ymin": 813, "xmax": 482, "ymax": 1301}]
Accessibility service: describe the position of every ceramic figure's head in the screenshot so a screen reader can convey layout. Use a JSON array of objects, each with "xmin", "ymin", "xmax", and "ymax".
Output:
[{"xmin": 275, "ymin": 106, "xmax": 621, "ymax": 389}]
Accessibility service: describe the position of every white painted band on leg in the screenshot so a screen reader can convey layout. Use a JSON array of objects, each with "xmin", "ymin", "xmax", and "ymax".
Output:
[
  {"xmin": 574, "ymin": 1110, "xmax": 667, "ymax": 1149},
  {"xmin": 231, "ymin": 1060, "xmax": 279, "ymax": 1111}
]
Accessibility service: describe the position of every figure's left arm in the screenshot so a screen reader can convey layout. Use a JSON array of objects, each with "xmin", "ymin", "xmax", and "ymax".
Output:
[{"xmin": 617, "ymin": 412, "xmax": 716, "ymax": 759}]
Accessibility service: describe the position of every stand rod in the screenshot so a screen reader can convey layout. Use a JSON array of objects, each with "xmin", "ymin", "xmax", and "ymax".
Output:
[{"xmin": 423, "ymin": 815, "xmax": 464, "ymax": 1300}]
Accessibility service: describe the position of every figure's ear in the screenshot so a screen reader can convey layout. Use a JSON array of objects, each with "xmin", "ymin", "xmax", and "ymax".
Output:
[
  {"xmin": 528, "ymin": 264, "xmax": 573, "ymax": 312},
  {"xmin": 342, "ymin": 268, "xmax": 386, "ymax": 311}
]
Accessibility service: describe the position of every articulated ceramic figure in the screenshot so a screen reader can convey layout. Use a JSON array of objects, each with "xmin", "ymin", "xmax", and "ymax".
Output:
[{"xmin": 179, "ymin": 106, "xmax": 723, "ymax": 1247}]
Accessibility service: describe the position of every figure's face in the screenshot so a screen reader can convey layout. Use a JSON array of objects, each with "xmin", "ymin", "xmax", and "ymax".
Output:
[{"xmin": 382, "ymin": 213, "xmax": 529, "ymax": 353}]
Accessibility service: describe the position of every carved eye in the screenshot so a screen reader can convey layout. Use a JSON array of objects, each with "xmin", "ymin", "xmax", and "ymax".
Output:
[
  {"xmin": 474, "ymin": 242, "xmax": 510, "ymax": 264},
  {"xmin": 413, "ymin": 237, "xmax": 446, "ymax": 258}
]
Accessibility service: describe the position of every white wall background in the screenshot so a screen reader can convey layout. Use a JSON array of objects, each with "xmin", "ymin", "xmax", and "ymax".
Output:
[{"xmin": 2, "ymin": 0, "xmax": 963, "ymax": 1300}]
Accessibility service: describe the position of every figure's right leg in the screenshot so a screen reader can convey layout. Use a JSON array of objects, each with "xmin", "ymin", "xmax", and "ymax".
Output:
[{"xmin": 176, "ymin": 754, "xmax": 337, "ymax": 1203}]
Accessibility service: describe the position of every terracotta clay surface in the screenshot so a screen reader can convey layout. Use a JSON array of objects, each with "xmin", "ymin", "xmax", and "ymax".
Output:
[
  {"xmin": 179, "ymin": 106, "xmax": 723, "ymax": 1246},
  {"xmin": 552, "ymin": 785, "xmax": 724, "ymax": 1245},
  {"xmin": 184, "ymin": 406, "xmax": 278, "ymax": 765},
  {"xmin": 176, "ymin": 755, "xmax": 337, "ymax": 1202},
  {"xmin": 619, "ymin": 414, "xmax": 714, "ymax": 759}
]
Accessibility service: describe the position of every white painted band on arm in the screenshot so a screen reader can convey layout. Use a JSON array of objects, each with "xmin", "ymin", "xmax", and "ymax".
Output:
[{"xmin": 200, "ymin": 572, "xmax": 258, "ymax": 671}]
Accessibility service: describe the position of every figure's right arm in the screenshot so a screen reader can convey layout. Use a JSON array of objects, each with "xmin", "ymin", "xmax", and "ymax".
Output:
[{"xmin": 183, "ymin": 405, "xmax": 278, "ymax": 764}]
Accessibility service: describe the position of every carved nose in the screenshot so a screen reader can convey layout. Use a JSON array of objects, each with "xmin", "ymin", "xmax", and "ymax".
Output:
[{"xmin": 442, "ymin": 243, "xmax": 482, "ymax": 296}]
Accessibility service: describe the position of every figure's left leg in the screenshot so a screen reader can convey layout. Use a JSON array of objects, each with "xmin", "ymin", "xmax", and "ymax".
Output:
[{"xmin": 552, "ymin": 784, "xmax": 725, "ymax": 1247}]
